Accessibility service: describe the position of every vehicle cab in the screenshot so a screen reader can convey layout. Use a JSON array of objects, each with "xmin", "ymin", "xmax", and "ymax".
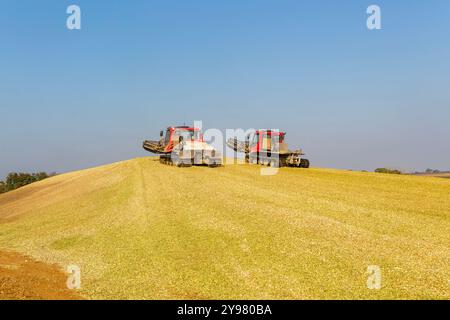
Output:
[
  {"xmin": 249, "ymin": 130, "xmax": 286, "ymax": 153},
  {"xmin": 162, "ymin": 126, "xmax": 203, "ymax": 152}
]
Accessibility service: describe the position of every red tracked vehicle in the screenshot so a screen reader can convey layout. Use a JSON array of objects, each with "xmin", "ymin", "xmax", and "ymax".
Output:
[
  {"xmin": 227, "ymin": 130, "xmax": 310, "ymax": 168},
  {"xmin": 143, "ymin": 126, "xmax": 222, "ymax": 167}
]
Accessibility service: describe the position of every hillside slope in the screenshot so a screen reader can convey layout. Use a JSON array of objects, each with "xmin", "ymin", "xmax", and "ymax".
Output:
[{"xmin": 0, "ymin": 158, "xmax": 449, "ymax": 299}]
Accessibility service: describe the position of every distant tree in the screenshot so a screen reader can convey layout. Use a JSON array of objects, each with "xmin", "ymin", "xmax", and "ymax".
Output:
[
  {"xmin": 33, "ymin": 172, "xmax": 49, "ymax": 181},
  {"xmin": 425, "ymin": 168, "xmax": 442, "ymax": 174},
  {"xmin": 6, "ymin": 173, "xmax": 33, "ymax": 191},
  {"xmin": 2, "ymin": 171, "xmax": 54, "ymax": 193},
  {"xmin": 375, "ymin": 168, "xmax": 402, "ymax": 175}
]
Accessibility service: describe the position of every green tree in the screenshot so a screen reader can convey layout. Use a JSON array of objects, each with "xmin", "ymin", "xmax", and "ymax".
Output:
[
  {"xmin": 375, "ymin": 168, "xmax": 402, "ymax": 175},
  {"xmin": 33, "ymin": 172, "xmax": 49, "ymax": 181},
  {"xmin": 2, "ymin": 171, "xmax": 55, "ymax": 193}
]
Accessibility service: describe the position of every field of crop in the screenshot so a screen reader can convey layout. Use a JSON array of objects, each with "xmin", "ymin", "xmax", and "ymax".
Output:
[{"xmin": 0, "ymin": 157, "xmax": 449, "ymax": 299}]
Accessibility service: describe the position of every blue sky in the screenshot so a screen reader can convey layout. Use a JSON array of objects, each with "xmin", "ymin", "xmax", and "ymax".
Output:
[{"xmin": 1, "ymin": 0, "xmax": 449, "ymax": 176}]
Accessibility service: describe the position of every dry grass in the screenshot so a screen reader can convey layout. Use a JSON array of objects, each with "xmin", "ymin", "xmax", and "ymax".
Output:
[{"xmin": 0, "ymin": 158, "xmax": 449, "ymax": 299}]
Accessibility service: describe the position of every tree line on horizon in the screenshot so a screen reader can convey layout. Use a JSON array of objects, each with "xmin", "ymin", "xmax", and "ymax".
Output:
[
  {"xmin": 0, "ymin": 172, "xmax": 56, "ymax": 194},
  {"xmin": 374, "ymin": 168, "xmax": 403, "ymax": 175},
  {"xmin": 374, "ymin": 167, "xmax": 449, "ymax": 175}
]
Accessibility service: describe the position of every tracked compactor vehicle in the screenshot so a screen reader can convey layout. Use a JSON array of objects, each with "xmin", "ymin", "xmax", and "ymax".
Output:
[
  {"xmin": 143, "ymin": 126, "xmax": 222, "ymax": 167},
  {"xmin": 227, "ymin": 130, "xmax": 310, "ymax": 168}
]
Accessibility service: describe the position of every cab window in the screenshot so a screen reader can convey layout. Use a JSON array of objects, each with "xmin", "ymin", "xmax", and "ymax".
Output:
[{"xmin": 164, "ymin": 129, "xmax": 171, "ymax": 144}]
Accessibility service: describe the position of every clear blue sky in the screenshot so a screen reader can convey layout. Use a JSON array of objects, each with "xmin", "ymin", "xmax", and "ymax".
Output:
[{"xmin": 1, "ymin": 0, "xmax": 449, "ymax": 177}]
